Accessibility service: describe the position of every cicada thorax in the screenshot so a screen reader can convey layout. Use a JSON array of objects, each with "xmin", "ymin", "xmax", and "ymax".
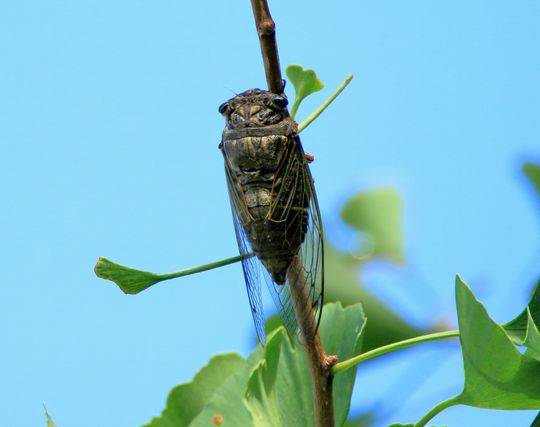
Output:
[{"xmin": 220, "ymin": 89, "xmax": 309, "ymax": 284}]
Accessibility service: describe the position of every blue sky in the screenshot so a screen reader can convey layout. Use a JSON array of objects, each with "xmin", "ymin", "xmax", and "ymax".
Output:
[{"xmin": 1, "ymin": 1, "xmax": 539, "ymax": 426}]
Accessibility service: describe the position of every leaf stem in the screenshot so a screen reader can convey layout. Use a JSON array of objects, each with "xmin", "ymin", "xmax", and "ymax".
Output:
[
  {"xmin": 414, "ymin": 396, "xmax": 460, "ymax": 427},
  {"xmin": 332, "ymin": 329, "xmax": 459, "ymax": 375},
  {"xmin": 94, "ymin": 255, "xmax": 243, "ymax": 294},
  {"xmin": 290, "ymin": 97, "xmax": 301, "ymax": 121},
  {"xmin": 298, "ymin": 74, "xmax": 353, "ymax": 133},
  {"xmin": 158, "ymin": 255, "xmax": 243, "ymax": 280}
]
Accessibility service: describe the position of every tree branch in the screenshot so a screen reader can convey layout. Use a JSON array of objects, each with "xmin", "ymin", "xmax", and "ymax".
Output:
[
  {"xmin": 250, "ymin": 2, "xmax": 336, "ymax": 425},
  {"xmin": 250, "ymin": 0, "xmax": 284, "ymax": 94},
  {"xmin": 288, "ymin": 256, "xmax": 337, "ymax": 427}
]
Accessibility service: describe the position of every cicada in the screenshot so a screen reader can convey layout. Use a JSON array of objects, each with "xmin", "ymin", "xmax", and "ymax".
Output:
[{"xmin": 218, "ymin": 88, "xmax": 324, "ymax": 344}]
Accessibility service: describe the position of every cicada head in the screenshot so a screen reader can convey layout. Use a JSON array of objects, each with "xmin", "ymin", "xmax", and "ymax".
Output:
[{"xmin": 218, "ymin": 89, "xmax": 289, "ymax": 130}]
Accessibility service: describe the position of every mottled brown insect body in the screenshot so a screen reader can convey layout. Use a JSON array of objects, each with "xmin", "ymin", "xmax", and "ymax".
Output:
[
  {"xmin": 220, "ymin": 89, "xmax": 308, "ymax": 283},
  {"xmin": 219, "ymin": 88, "xmax": 323, "ymax": 343}
]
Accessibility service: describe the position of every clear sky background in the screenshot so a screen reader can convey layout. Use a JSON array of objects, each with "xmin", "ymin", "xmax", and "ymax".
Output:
[{"xmin": 1, "ymin": 1, "xmax": 540, "ymax": 426}]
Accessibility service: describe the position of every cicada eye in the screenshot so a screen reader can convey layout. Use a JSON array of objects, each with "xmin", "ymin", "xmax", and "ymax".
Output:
[
  {"xmin": 271, "ymin": 95, "xmax": 288, "ymax": 109},
  {"xmin": 229, "ymin": 113, "xmax": 240, "ymax": 127},
  {"xmin": 218, "ymin": 101, "xmax": 229, "ymax": 115}
]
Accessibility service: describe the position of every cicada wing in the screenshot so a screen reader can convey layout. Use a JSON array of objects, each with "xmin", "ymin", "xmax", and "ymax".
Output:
[
  {"xmin": 222, "ymin": 158, "xmax": 267, "ymax": 344},
  {"xmin": 297, "ymin": 159, "xmax": 325, "ymax": 339},
  {"xmin": 222, "ymin": 135, "xmax": 323, "ymax": 345},
  {"xmin": 232, "ymin": 211, "xmax": 268, "ymax": 344},
  {"xmin": 265, "ymin": 137, "xmax": 324, "ymax": 343}
]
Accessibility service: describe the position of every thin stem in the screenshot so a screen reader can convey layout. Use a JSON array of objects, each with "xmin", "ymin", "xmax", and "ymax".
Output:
[
  {"xmin": 414, "ymin": 396, "xmax": 460, "ymax": 427},
  {"xmin": 158, "ymin": 255, "xmax": 243, "ymax": 280},
  {"xmin": 289, "ymin": 97, "xmax": 301, "ymax": 121},
  {"xmin": 298, "ymin": 74, "xmax": 353, "ymax": 133},
  {"xmin": 288, "ymin": 255, "xmax": 337, "ymax": 427},
  {"xmin": 332, "ymin": 330, "xmax": 459, "ymax": 375},
  {"xmin": 250, "ymin": 0, "xmax": 283, "ymax": 94},
  {"xmin": 94, "ymin": 255, "xmax": 244, "ymax": 295}
]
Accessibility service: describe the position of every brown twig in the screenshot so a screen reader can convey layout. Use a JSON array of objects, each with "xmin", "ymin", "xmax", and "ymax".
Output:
[
  {"xmin": 250, "ymin": 2, "xmax": 336, "ymax": 425},
  {"xmin": 288, "ymin": 256, "xmax": 337, "ymax": 427},
  {"xmin": 250, "ymin": 0, "xmax": 284, "ymax": 94}
]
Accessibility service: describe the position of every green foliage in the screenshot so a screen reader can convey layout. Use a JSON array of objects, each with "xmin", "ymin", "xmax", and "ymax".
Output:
[
  {"xmin": 286, "ymin": 64, "xmax": 324, "ymax": 120},
  {"xmin": 145, "ymin": 303, "xmax": 364, "ymax": 427},
  {"xmin": 341, "ymin": 188, "xmax": 404, "ymax": 263},
  {"xmin": 524, "ymin": 309, "xmax": 540, "ymax": 361},
  {"xmin": 325, "ymin": 244, "xmax": 423, "ymax": 352},
  {"xmin": 532, "ymin": 411, "xmax": 540, "ymax": 427},
  {"xmin": 454, "ymin": 276, "xmax": 540, "ymax": 410},
  {"xmin": 524, "ymin": 162, "xmax": 540, "ymax": 198},
  {"xmin": 189, "ymin": 350, "xmax": 263, "ymax": 427},
  {"xmin": 391, "ymin": 277, "xmax": 540, "ymax": 426},
  {"xmin": 326, "ymin": 240, "xmax": 423, "ymax": 350},
  {"xmin": 144, "ymin": 353, "xmax": 254, "ymax": 427},
  {"xmin": 388, "ymin": 425, "xmax": 445, "ymax": 427},
  {"xmin": 504, "ymin": 280, "xmax": 540, "ymax": 345},
  {"xmin": 325, "ymin": 187, "xmax": 426, "ymax": 352},
  {"xmin": 93, "ymin": 170, "xmax": 540, "ymax": 427},
  {"xmin": 96, "ymin": 182, "xmax": 425, "ymax": 356},
  {"xmin": 284, "ymin": 64, "xmax": 353, "ymax": 134},
  {"xmin": 44, "ymin": 407, "xmax": 57, "ymax": 427},
  {"xmin": 94, "ymin": 257, "xmax": 162, "ymax": 294},
  {"xmin": 245, "ymin": 329, "xmax": 315, "ymax": 427},
  {"xmin": 88, "ymin": 50, "xmax": 540, "ymax": 426},
  {"xmin": 94, "ymin": 255, "xmax": 242, "ymax": 295}
]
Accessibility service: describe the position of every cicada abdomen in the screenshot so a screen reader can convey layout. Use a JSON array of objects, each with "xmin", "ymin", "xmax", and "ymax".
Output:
[{"xmin": 219, "ymin": 88, "xmax": 324, "ymax": 344}]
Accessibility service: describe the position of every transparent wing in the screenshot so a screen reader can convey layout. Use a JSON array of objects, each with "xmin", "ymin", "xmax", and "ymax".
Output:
[
  {"xmin": 231, "ymin": 208, "xmax": 268, "ymax": 344},
  {"xmin": 265, "ymin": 136, "xmax": 324, "ymax": 342},
  {"xmin": 222, "ymin": 136, "xmax": 324, "ymax": 344},
  {"xmin": 223, "ymin": 158, "xmax": 267, "ymax": 344}
]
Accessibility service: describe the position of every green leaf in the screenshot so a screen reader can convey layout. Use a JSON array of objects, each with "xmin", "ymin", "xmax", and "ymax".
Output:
[
  {"xmin": 245, "ymin": 329, "xmax": 314, "ymax": 427},
  {"xmin": 264, "ymin": 299, "xmax": 366, "ymax": 423},
  {"xmin": 524, "ymin": 162, "xmax": 540, "ymax": 199},
  {"xmin": 94, "ymin": 255, "xmax": 242, "ymax": 295},
  {"xmin": 144, "ymin": 353, "xmax": 247, "ymax": 427},
  {"xmin": 264, "ymin": 314, "xmax": 284, "ymax": 337},
  {"xmin": 246, "ymin": 303, "xmax": 366, "ymax": 427},
  {"xmin": 524, "ymin": 308, "xmax": 540, "ymax": 361},
  {"xmin": 324, "ymin": 243, "xmax": 423, "ymax": 351},
  {"xmin": 454, "ymin": 276, "xmax": 540, "ymax": 409},
  {"xmin": 95, "ymin": 257, "xmax": 162, "ymax": 294},
  {"xmin": 388, "ymin": 425, "xmax": 445, "ymax": 427},
  {"xmin": 341, "ymin": 188, "xmax": 404, "ymax": 263},
  {"xmin": 190, "ymin": 349, "xmax": 263, "ymax": 427},
  {"xmin": 286, "ymin": 64, "xmax": 324, "ymax": 119},
  {"xmin": 531, "ymin": 411, "xmax": 540, "ymax": 427},
  {"xmin": 44, "ymin": 407, "xmax": 57, "ymax": 427},
  {"xmin": 504, "ymin": 280, "xmax": 540, "ymax": 345}
]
